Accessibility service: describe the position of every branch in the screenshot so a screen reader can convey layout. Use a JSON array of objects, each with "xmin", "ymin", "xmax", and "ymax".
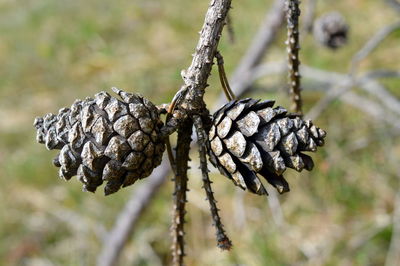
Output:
[
  {"xmin": 169, "ymin": 1, "xmax": 232, "ymax": 265},
  {"xmin": 98, "ymin": 1, "xmax": 232, "ymax": 265},
  {"xmin": 97, "ymin": 160, "xmax": 170, "ymax": 266}
]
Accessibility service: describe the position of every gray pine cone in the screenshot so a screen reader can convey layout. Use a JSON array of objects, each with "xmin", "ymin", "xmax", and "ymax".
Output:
[
  {"xmin": 33, "ymin": 88, "xmax": 165, "ymax": 195},
  {"xmin": 208, "ymin": 98, "xmax": 326, "ymax": 195},
  {"xmin": 313, "ymin": 12, "xmax": 349, "ymax": 49}
]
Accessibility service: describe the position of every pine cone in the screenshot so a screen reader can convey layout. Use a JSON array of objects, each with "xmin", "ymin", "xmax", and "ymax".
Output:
[
  {"xmin": 33, "ymin": 88, "xmax": 165, "ymax": 195},
  {"xmin": 313, "ymin": 12, "xmax": 349, "ymax": 49},
  {"xmin": 208, "ymin": 98, "xmax": 326, "ymax": 195}
]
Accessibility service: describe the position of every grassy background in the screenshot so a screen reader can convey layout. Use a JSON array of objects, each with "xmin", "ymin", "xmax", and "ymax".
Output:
[{"xmin": 1, "ymin": 0, "xmax": 399, "ymax": 265}]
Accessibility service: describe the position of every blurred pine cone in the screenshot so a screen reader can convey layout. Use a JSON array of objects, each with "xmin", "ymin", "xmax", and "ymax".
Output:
[
  {"xmin": 208, "ymin": 98, "xmax": 326, "ymax": 195},
  {"xmin": 34, "ymin": 88, "xmax": 165, "ymax": 195},
  {"xmin": 313, "ymin": 12, "xmax": 349, "ymax": 49}
]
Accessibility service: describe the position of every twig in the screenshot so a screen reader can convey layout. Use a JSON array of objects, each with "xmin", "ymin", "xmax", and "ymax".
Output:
[
  {"xmin": 285, "ymin": 0, "xmax": 303, "ymax": 115},
  {"xmin": 350, "ymin": 21, "xmax": 400, "ymax": 75},
  {"xmin": 97, "ymin": 160, "xmax": 170, "ymax": 266},
  {"xmin": 193, "ymin": 115, "xmax": 232, "ymax": 250},
  {"xmin": 171, "ymin": 120, "xmax": 192, "ymax": 266}
]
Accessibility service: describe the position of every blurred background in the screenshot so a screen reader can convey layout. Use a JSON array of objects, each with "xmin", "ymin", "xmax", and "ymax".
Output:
[{"xmin": 1, "ymin": 0, "xmax": 400, "ymax": 265}]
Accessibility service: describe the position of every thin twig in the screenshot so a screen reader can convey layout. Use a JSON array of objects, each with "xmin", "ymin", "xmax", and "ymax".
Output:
[
  {"xmin": 193, "ymin": 115, "xmax": 232, "ymax": 250},
  {"xmin": 171, "ymin": 120, "xmax": 192, "ymax": 266},
  {"xmin": 286, "ymin": 0, "xmax": 303, "ymax": 115}
]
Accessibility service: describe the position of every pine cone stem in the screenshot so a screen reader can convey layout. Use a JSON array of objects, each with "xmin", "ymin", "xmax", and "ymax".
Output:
[
  {"xmin": 216, "ymin": 51, "xmax": 236, "ymax": 101},
  {"xmin": 286, "ymin": 0, "xmax": 303, "ymax": 115},
  {"xmin": 171, "ymin": 119, "xmax": 192, "ymax": 266},
  {"xmin": 193, "ymin": 115, "xmax": 232, "ymax": 250}
]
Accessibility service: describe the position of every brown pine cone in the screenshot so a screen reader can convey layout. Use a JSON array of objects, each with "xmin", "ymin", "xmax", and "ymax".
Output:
[
  {"xmin": 313, "ymin": 12, "xmax": 349, "ymax": 49},
  {"xmin": 208, "ymin": 98, "xmax": 326, "ymax": 195},
  {"xmin": 34, "ymin": 88, "xmax": 165, "ymax": 195}
]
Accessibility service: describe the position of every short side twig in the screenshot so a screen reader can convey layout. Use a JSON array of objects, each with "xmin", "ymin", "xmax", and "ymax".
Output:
[
  {"xmin": 171, "ymin": 119, "xmax": 192, "ymax": 266},
  {"xmin": 193, "ymin": 115, "xmax": 232, "ymax": 250},
  {"xmin": 286, "ymin": 0, "xmax": 303, "ymax": 115}
]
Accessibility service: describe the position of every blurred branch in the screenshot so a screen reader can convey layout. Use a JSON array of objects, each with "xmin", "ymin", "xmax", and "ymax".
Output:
[
  {"xmin": 303, "ymin": 0, "xmax": 317, "ymax": 32},
  {"xmin": 251, "ymin": 61, "xmax": 400, "ymax": 131},
  {"xmin": 386, "ymin": 0, "xmax": 400, "ymax": 13},
  {"xmin": 97, "ymin": 160, "xmax": 169, "ymax": 266},
  {"xmin": 226, "ymin": 13, "xmax": 235, "ymax": 44},
  {"xmin": 350, "ymin": 21, "xmax": 400, "ymax": 75}
]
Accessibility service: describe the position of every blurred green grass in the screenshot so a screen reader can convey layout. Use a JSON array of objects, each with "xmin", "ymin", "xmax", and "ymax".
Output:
[{"xmin": 1, "ymin": 0, "xmax": 400, "ymax": 265}]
